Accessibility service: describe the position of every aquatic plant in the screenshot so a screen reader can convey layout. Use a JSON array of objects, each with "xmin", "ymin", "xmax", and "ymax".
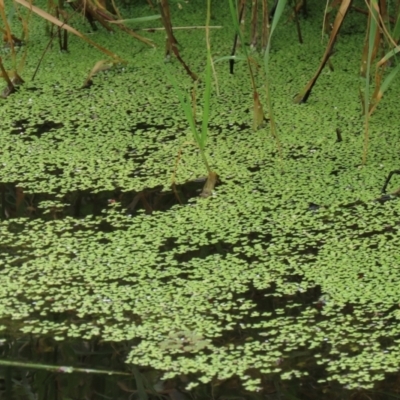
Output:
[
  {"xmin": 166, "ymin": 0, "xmax": 217, "ymax": 197},
  {"xmin": 227, "ymin": 0, "xmax": 266, "ymax": 132},
  {"xmin": 261, "ymin": 0, "xmax": 286, "ymax": 154},
  {"xmin": 0, "ymin": 0, "xmax": 400, "ymax": 397},
  {"xmin": 293, "ymin": 0, "xmax": 400, "ymax": 162}
]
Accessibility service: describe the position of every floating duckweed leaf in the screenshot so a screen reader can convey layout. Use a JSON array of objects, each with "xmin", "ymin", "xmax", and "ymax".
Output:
[{"xmin": 1, "ymin": 0, "xmax": 400, "ymax": 393}]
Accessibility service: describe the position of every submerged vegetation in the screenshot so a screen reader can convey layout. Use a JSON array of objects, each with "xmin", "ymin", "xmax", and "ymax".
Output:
[{"xmin": 1, "ymin": 0, "xmax": 400, "ymax": 398}]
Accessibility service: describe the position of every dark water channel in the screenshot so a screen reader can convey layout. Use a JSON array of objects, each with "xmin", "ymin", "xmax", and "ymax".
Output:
[
  {"xmin": 2, "ymin": 176, "xmax": 400, "ymax": 399},
  {"xmin": 2, "ymin": 113, "xmax": 400, "ymax": 399}
]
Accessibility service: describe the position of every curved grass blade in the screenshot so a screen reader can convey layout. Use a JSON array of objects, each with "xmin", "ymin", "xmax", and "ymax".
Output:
[
  {"xmin": 369, "ymin": 62, "xmax": 400, "ymax": 115},
  {"xmin": 82, "ymin": 59, "xmax": 115, "ymax": 88}
]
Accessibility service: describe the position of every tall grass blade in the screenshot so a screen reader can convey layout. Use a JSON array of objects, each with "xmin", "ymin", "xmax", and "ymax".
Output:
[
  {"xmin": 263, "ymin": 0, "xmax": 286, "ymax": 156},
  {"xmin": 268, "ymin": 0, "xmax": 287, "ymax": 34},
  {"xmin": 165, "ymin": 66, "xmax": 212, "ymax": 176},
  {"xmin": 201, "ymin": 1, "xmax": 213, "ymax": 152},
  {"xmin": 392, "ymin": 10, "xmax": 400, "ymax": 41},
  {"xmin": 263, "ymin": 0, "xmax": 287, "ymax": 75},
  {"xmin": 165, "ymin": 70, "xmax": 199, "ymax": 143},
  {"xmin": 360, "ymin": 4, "xmax": 381, "ymax": 77},
  {"xmin": 201, "ymin": 62, "xmax": 211, "ymax": 151},
  {"xmin": 369, "ymin": 63, "xmax": 400, "ymax": 114},
  {"xmin": 168, "ymin": 0, "xmax": 215, "ymax": 195},
  {"xmin": 131, "ymin": 365, "xmax": 148, "ymax": 400}
]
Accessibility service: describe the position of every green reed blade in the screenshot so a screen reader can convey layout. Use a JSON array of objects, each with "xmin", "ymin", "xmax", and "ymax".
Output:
[
  {"xmin": 227, "ymin": 0, "xmax": 242, "ymax": 42},
  {"xmin": 379, "ymin": 62, "xmax": 400, "ymax": 94},
  {"xmin": 227, "ymin": 0, "xmax": 253, "ymax": 63},
  {"xmin": 264, "ymin": 0, "xmax": 287, "ymax": 74},
  {"xmin": 131, "ymin": 365, "xmax": 149, "ymax": 400},
  {"xmin": 269, "ymin": 0, "xmax": 288, "ymax": 36},
  {"xmin": 201, "ymin": 0, "xmax": 213, "ymax": 153},
  {"xmin": 227, "ymin": 0, "xmax": 266, "ymax": 131},
  {"xmin": 165, "ymin": 67, "xmax": 200, "ymax": 145},
  {"xmin": 377, "ymin": 45, "xmax": 400, "ymax": 68},
  {"xmin": 263, "ymin": 0, "xmax": 286, "ymax": 158},
  {"xmin": 392, "ymin": 11, "xmax": 400, "ymax": 42}
]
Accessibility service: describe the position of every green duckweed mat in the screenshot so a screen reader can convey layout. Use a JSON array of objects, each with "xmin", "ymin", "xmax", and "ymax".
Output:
[{"xmin": 1, "ymin": 0, "xmax": 400, "ymax": 391}]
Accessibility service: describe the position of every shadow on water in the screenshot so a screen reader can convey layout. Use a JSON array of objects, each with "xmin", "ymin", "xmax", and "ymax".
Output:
[{"xmin": 0, "ymin": 177, "xmax": 215, "ymax": 221}]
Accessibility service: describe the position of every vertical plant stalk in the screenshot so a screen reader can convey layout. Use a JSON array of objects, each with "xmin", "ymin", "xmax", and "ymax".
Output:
[
  {"xmin": 263, "ymin": 0, "xmax": 287, "ymax": 157},
  {"xmin": 199, "ymin": 0, "xmax": 212, "ymax": 173},
  {"xmin": 250, "ymin": 0, "xmax": 258, "ymax": 48},
  {"xmin": 167, "ymin": 0, "xmax": 216, "ymax": 197},
  {"xmin": 362, "ymin": 0, "xmax": 379, "ymax": 165},
  {"xmin": 56, "ymin": 6, "xmax": 68, "ymax": 51},
  {"xmin": 360, "ymin": 8, "xmax": 381, "ymax": 77},
  {"xmin": 0, "ymin": 0, "xmax": 17, "ymax": 72},
  {"xmin": 229, "ymin": 2, "xmax": 245, "ymax": 74},
  {"xmin": 158, "ymin": 0, "xmax": 178, "ymax": 57},
  {"xmin": 199, "ymin": 0, "xmax": 218, "ymax": 197},
  {"xmin": 16, "ymin": 3, "xmax": 31, "ymax": 73},
  {"xmin": 228, "ymin": 0, "xmax": 265, "ymax": 131},
  {"xmin": 379, "ymin": 0, "xmax": 388, "ymax": 22},
  {"xmin": 291, "ymin": 0, "xmax": 303, "ymax": 43},
  {"xmin": 238, "ymin": 0, "xmax": 247, "ymax": 47},
  {"xmin": 261, "ymin": 0, "xmax": 269, "ymax": 51},
  {"xmin": 367, "ymin": 13, "xmax": 400, "ymax": 115},
  {"xmin": 191, "ymin": 81, "xmax": 197, "ymax": 125}
]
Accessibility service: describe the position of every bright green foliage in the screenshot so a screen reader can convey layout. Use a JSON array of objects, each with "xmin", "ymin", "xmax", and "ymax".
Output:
[{"xmin": 1, "ymin": 0, "xmax": 400, "ymax": 393}]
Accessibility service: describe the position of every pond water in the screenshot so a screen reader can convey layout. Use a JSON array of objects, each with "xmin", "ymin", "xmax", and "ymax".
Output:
[{"xmin": 1, "ymin": 0, "xmax": 400, "ymax": 399}]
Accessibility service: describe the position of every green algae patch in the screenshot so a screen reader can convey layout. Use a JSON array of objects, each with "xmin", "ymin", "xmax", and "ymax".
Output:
[{"xmin": 1, "ymin": 0, "xmax": 400, "ymax": 393}]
